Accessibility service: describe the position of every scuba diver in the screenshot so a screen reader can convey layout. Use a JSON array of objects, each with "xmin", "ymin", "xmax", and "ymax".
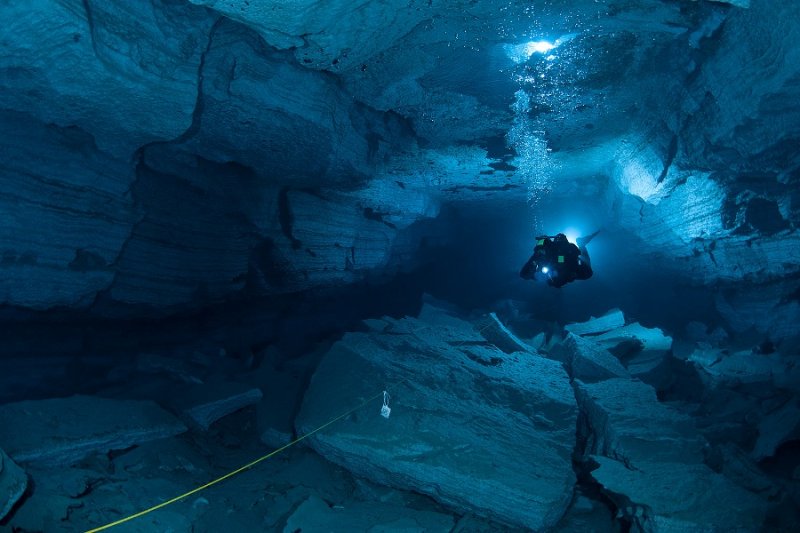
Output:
[{"xmin": 520, "ymin": 231, "xmax": 598, "ymax": 288}]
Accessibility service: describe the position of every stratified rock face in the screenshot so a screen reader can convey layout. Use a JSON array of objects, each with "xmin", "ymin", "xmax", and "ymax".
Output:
[
  {"xmin": 680, "ymin": 0, "xmax": 800, "ymax": 174},
  {"xmin": 0, "ymin": 396, "xmax": 187, "ymax": 466},
  {"xmin": 0, "ymin": 111, "xmax": 138, "ymax": 309},
  {"xmin": 188, "ymin": 0, "xmax": 431, "ymax": 69},
  {"xmin": 296, "ymin": 305, "xmax": 578, "ymax": 530},
  {"xmin": 0, "ymin": 0, "xmax": 427, "ymax": 314},
  {"xmin": 575, "ymin": 378, "xmax": 767, "ymax": 531},
  {"xmin": 0, "ymin": 0, "xmax": 213, "ymax": 155},
  {"xmin": 0, "ymin": 0, "xmax": 797, "ymax": 341}
]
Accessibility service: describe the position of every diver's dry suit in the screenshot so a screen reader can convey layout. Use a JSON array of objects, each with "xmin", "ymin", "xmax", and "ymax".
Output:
[{"xmin": 520, "ymin": 233, "xmax": 592, "ymax": 288}]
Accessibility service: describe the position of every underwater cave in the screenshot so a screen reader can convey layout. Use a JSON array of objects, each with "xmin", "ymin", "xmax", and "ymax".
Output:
[{"xmin": 1, "ymin": 0, "xmax": 799, "ymax": 531}]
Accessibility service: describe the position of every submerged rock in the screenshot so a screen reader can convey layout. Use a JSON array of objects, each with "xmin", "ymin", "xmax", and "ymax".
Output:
[
  {"xmin": 552, "ymin": 487, "xmax": 618, "ymax": 533},
  {"xmin": 296, "ymin": 305, "xmax": 577, "ymax": 529},
  {"xmin": 252, "ymin": 349, "xmax": 315, "ymax": 450},
  {"xmin": 0, "ymin": 448, "xmax": 27, "ymax": 521},
  {"xmin": 688, "ymin": 346, "xmax": 783, "ymax": 388},
  {"xmin": 135, "ymin": 353, "xmax": 206, "ymax": 385},
  {"xmin": 706, "ymin": 443, "xmax": 782, "ymax": 498},
  {"xmin": 592, "ymin": 323, "xmax": 672, "ymax": 362},
  {"xmin": 575, "ymin": 378, "xmax": 767, "ymax": 530},
  {"xmin": 170, "ymin": 381, "xmax": 263, "ymax": 431},
  {"xmin": 0, "ymin": 396, "xmax": 186, "ymax": 466},
  {"xmin": 752, "ymin": 398, "xmax": 800, "ymax": 461},
  {"xmin": 557, "ymin": 333, "xmax": 629, "ymax": 383},
  {"xmin": 590, "ymin": 322, "xmax": 673, "ymax": 386},
  {"xmin": 475, "ymin": 312, "xmax": 535, "ymax": 354},
  {"xmin": 282, "ymin": 494, "xmax": 455, "ymax": 533}
]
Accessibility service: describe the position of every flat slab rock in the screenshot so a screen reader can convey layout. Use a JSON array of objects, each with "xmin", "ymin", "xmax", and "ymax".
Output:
[
  {"xmin": 0, "ymin": 395, "xmax": 187, "ymax": 466},
  {"xmin": 296, "ymin": 304, "xmax": 578, "ymax": 530},
  {"xmin": 575, "ymin": 378, "xmax": 767, "ymax": 530},
  {"xmin": 0, "ymin": 447, "xmax": 27, "ymax": 521}
]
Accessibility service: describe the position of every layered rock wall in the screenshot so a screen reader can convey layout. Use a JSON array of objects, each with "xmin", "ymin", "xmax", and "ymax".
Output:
[
  {"xmin": 0, "ymin": 0, "xmax": 434, "ymax": 314},
  {"xmin": 1, "ymin": 0, "xmax": 798, "ymax": 331}
]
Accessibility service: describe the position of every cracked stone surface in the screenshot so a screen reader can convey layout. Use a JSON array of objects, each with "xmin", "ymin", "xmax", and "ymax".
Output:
[
  {"xmin": 575, "ymin": 378, "xmax": 768, "ymax": 531},
  {"xmin": 0, "ymin": 395, "xmax": 187, "ymax": 467},
  {"xmin": 296, "ymin": 305, "xmax": 578, "ymax": 530}
]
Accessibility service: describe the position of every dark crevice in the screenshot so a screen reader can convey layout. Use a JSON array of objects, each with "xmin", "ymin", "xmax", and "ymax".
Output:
[
  {"xmin": 116, "ymin": 14, "xmax": 224, "ymax": 277},
  {"xmin": 87, "ymin": 146, "xmax": 155, "ymax": 311},
  {"xmin": 172, "ymin": 17, "xmax": 225, "ymax": 145},
  {"xmin": 80, "ymin": 0, "xmax": 99, "ymax": 59},
  {"xmin": 69, "ymin": 249, "xmax": 110, "ymax": 272},
  {"xmin": 278, "ymin": 187, "xmax": 302, "ymax": 250},
  {"xmin": 657, "ymin": 133, "xmax": 678, "ymax": 184},
  {"xmin": 363, "ymin": 207, "xmax": 397, "ymax": 229},
  {"xmin": 246, "ymin": 238, "xmax": 294, "ymax": 290},
  {"xmin": 563, "ymin": 369, "xmax": 630, "ymax": 532},
  {"xmin": 442, "ymin": 183, "xmax": 519, "ymax": 193},
  {"xmin": 488, "ymin": 161, "xmax": 517, "ymax": 172}
]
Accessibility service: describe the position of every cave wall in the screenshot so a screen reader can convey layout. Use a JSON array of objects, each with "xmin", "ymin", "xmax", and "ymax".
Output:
[
  {"xmin": 0, "ymin": 0, "xmax": 436, "ymax": 314},
  {"xmin": 0, "ymin": 0, "xmax": 798, "ymax": 338},
  {"xmin": 613, "ymin": 0, "xmax": 800, "ymax": 338}
]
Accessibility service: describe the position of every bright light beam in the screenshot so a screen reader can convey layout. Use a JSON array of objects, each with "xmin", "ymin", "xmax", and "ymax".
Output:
[
  {"xmin": 505, "ymin": 40, "xmax": 555, "ymax": 63},
  {"xmin": 525, "ymin": 40, "xmax": 554, "ymax": 55},
  {"xmin": 563, "ymin": 228, "xmax": 580, "ymax": 244}
]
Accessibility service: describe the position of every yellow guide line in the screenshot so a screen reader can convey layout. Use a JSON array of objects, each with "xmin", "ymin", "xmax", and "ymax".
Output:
[{"xmin": 84, "ymin": 387, "xmax": 389, "ymax": 533}]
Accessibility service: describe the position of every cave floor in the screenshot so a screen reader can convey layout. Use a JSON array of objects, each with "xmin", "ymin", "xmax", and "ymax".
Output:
[{"xmin": 1, "ymin": 299, "xmax": 798, "ymax": 532}]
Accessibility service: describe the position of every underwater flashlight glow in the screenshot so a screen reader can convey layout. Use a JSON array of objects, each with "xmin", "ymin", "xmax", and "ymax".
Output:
[
  {"xmin": 541, "ymin": 266, "xmax": 549, "ymax": 274},
  {"xmin": 525, "ymin": 40, "xmax": 555, "ymax": 55},
  {"xmin": 505, "ymin": 40, "xmax": 556, "ymax": 63}
]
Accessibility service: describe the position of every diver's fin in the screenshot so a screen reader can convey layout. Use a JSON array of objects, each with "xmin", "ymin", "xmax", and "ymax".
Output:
[{"xmin": 576, "ymin": 229, "xmax": 601, "ymax": 248}]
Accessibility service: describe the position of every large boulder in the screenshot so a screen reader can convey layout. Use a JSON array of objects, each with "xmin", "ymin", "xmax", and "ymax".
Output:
[
  {"xmin": 296, "ymin": 305, "xmax": 578, "ymax": 530},
  {"xmin": 575, "ymin": 378, "xmax": 767, "ymax": 531}
]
